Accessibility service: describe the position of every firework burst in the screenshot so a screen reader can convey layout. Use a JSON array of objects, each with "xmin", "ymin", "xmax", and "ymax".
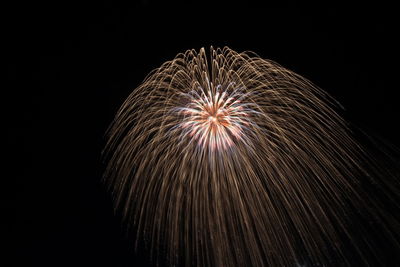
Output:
[{"xmin": 104, "ymin": 47, "xmax": 400, "ymax": 266}]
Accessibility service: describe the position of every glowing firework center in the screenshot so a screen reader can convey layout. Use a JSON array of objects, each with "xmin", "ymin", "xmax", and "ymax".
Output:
[{"xmin": 177, "ymin": 82, "xmax": 252, "ymax": 151}]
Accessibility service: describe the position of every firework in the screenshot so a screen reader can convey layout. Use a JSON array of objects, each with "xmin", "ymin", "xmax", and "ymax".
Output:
[{"xmin": 104, "ymin": 47, "xmax": 400, "ymax": 266}]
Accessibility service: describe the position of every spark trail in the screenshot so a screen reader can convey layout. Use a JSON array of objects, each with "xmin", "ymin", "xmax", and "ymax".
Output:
[{"xmin": 104, "ymin": 47, "xmax": 400, "ymax": 266}]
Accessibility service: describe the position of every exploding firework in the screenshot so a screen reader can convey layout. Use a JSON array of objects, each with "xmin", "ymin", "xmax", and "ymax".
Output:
[{"xmin": 104, "ymin": 47, "xmax": 400, "ymax": 266}]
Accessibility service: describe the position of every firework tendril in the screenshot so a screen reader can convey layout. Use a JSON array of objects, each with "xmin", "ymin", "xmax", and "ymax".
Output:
[{"xmin": 104, "ymin": 47, "xmax": 400, "ymax": 266}]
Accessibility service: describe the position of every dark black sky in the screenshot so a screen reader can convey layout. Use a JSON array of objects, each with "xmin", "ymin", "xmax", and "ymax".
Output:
[{"xmin": 7, "ymin": 1, "xmax": 399, "ymax": 266}]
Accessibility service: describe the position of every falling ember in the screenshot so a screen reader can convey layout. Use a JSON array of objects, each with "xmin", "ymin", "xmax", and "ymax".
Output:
[{"xmin": 104, "ymin": 47, "xmax": 400, "ymax": 267}]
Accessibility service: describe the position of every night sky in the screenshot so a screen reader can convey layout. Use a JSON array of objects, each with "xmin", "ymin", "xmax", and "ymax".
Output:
[{"xmin": 8, "ymin": 1, "xmax": 399, "ymax": 266}]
